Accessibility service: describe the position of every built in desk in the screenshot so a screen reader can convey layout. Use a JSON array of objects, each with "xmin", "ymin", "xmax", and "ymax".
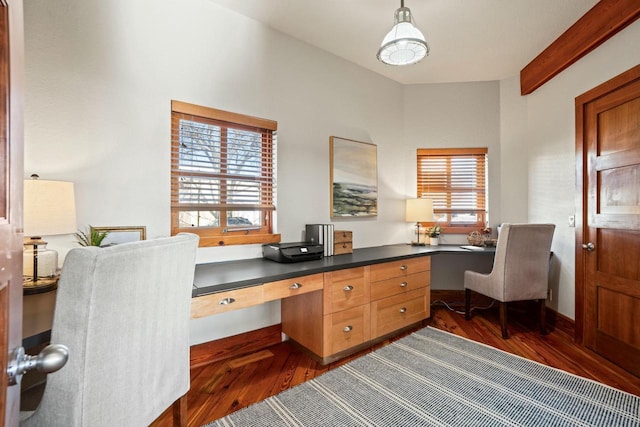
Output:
[
  {"xmin": 192, "ymin": 244, "xmax": 495, "ymax": 297},
  {"xmin": 191, "ymin": 244, "xmax": 495, "ymax": 363}
]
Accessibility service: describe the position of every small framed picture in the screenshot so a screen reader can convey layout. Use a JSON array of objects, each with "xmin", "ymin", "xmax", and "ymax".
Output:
[{"xmin": 91, "ymin": 226, "xmax": 146, "ymax": 247}]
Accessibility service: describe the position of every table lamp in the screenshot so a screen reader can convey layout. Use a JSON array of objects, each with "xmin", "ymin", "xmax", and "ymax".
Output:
[
  {"xmin": 405, "ymin": 198, "xmax": 433, "ymax": 246},
  {"xmin": 23, "ymin": 174, "xmax": 77, "ymax": 293}
]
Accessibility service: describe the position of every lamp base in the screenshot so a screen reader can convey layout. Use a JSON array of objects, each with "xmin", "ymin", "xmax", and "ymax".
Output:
[
  {"xmin": 23, "ymin": 275, "xmax": 59, "ymax": 295},
  {"xmin": 410, "ymin": 241, "xmax": 426, "ymax": 246}
]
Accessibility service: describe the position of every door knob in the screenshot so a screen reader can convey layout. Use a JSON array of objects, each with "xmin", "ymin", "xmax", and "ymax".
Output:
[
  {"xmin": 7, "ymin": 343, "xmax": 69, "ymax": 386},
  {"xmin": 582, "ymin": 242, "xmax": 595, "ymax": 251}
]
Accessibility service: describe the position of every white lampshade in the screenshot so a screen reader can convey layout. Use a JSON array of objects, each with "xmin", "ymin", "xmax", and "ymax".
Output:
[
  {"xmin": 377, "ymin": 3, "xmax": 429, "ymax": 66},
  {"xmin": 24, "ymin": 177, "xmax": 77, "ymax": 237},
  {"xmin": 405, "ymin": 198, "xmax": 434, "ymax": 223}
]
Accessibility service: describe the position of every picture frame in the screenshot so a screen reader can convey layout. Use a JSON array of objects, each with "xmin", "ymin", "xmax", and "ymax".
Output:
[
  {"xmin": 330, "ymin": 136, "xmax": 378, "ymax": 218},
  {"xmin": 91, "ymin": 226, "xmax": 146, "ymax": 247}
]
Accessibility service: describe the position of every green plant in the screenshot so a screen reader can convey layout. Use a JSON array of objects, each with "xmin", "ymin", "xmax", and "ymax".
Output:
[
  {"xmin": 74, "ymin": 226, "xmax": 109, "ymax": 247},
  {"xmin": 428, "ymin": 224, "xmax": 443, "ymax": 238}
]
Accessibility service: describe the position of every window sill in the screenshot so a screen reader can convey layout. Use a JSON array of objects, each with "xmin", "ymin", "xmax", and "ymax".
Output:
[{"xmin": 197, "ymin": 233, "xmax": 281, "ymax": 247}]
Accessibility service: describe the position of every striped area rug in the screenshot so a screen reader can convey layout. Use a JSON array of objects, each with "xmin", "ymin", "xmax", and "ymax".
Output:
[{"xmin": 206, "ymin": 327, "xmax": 640, "ymax": 426}]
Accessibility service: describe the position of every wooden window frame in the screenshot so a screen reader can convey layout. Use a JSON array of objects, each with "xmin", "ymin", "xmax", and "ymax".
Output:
[
  {"xmin": 416, "ymin": 147, "xmax": 488, "ymax": 234},
  {"xmin": 171, "ymin": 100, "xmax": 280, "ymax": 247}
]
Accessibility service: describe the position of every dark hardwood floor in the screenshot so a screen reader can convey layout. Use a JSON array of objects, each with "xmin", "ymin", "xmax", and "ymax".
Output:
[{"xmin": 151, "ymin": 302, "xmax": 640, "ymax": 427}]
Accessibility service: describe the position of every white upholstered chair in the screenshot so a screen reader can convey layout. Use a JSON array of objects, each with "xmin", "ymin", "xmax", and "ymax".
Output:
[
  {"xmin": 464, "ymin": 224, "xmax": 555, "ymax": 339},
  {"xmin": 20, "ymin": 233, "xmax": 199, "ymax": 427}
]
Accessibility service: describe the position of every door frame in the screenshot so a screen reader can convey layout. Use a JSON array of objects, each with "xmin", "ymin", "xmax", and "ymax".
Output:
[
  {"xmin": 574, "ymin": 64, "xmax": 640, "ymax": 344},
  {"xmin": 2, "ymin": 0, "xmax": 25, "ymax": 424}
]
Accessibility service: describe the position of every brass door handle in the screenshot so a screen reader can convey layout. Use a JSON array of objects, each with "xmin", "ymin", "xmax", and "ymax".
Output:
[{"xmin": 582, "ymin": 242, "xmax": 595, "ymax": 252}]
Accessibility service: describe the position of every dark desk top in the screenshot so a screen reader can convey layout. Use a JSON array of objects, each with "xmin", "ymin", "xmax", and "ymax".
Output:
[{"xmin": 193, "ymin": 244, "xmax": 495, "ymax": 297}]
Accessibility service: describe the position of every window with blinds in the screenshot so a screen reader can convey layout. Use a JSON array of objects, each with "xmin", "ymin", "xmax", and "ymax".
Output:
[
  {"xmin": 416, "ymin": 148, "xmax": 488, "ymax": 231},
  {"xmin": 171, "ymin": 100, "xmax": 280, "ymax": 246}
]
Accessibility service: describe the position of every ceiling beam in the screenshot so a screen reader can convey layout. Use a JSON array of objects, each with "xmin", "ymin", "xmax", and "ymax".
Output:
[{"xmin": 520, "ymin": 0, "xmax": 640, "ymax": 95}]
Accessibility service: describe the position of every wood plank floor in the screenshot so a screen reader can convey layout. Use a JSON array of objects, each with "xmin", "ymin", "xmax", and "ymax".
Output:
[{"xmin": 153, "ymin": 302, "xmax": 640, "ymax": 426}]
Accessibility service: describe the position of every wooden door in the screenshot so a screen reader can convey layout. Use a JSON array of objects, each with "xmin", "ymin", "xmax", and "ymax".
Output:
[
  {"xmin": 1, "ymin": 0, "xmax": 24, "ymax": 425},
  {"xmin": 576, "ymin": 65, "xmax": 640, "ymax": 376}
]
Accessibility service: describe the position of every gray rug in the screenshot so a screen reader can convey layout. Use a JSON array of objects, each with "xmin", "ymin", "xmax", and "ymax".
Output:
[{"xmin": 206, "ymin": 327, "xmax": 640, "ymax": 426}]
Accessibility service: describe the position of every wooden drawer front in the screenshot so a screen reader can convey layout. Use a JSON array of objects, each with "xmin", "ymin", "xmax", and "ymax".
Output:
[
  {"xmin": 369, "ymin": 257, "xmax": 431, "ymax": 282},
  {"xmin": 334, "ymin": 241, "xmax": 353, "ymax": 255},
  {"xmin": 191, "ymin": 286, "xmax": 264, "ymax": 319},
  {"xmin": 263, "ymin": 273, "xmax": 324, "ymax": 302},
  {"xmin": 370, "ymin": 271, "xmax": 430, "ymax": 301},
  {"xmin": 324, "ymin": 267, "xmax": 368, "ymax": 314},
  {"xmin": 327, "ymin": 266, "xmax": 363, "ymax": 283},
  {"xmin": 371, "ymin": 288, "xmax": 428, "ymax": 338},
  {"xmin": 334, "ymin": 230, "xmax": 353, "ymax": 243},
  {"xmin": 328, "ymin": 276, "xmax": 368, "ymax": 313},
  {"xmin": 324, "ymin": 305, "xmax": 371, "ymax": 356}
]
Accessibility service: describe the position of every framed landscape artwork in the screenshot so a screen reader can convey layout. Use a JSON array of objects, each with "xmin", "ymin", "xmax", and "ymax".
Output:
[{"xmin": 330, "ymin": 136, "xmax": 378, "ymax": 218}]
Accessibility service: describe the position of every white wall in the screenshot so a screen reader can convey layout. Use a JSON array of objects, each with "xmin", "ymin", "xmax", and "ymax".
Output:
[{"xmin": 499, "ymin": 76, "xmax": 528, "ymax": 224}]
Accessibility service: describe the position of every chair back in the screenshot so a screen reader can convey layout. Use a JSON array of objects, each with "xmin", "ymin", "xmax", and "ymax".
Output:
[
  {"xmin": 21, "ymin": 233, "xmax": 199, "ymax": 427},
  {"xmin": 492, "ymin": 224, "xmax": 555, "ymax": 301}
]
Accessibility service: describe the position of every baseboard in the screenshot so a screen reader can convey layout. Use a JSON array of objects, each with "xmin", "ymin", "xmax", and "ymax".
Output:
[
  {"xmin": 430, "ymin": 289, "xmax": 575, "ymax": 337},
  {"xmin": 189, "ymin": 324, "xmax": 282, "ymax": 369},
  {"xmin": 544, "ymin": 307, "xmax": 575, "ymax": 337}
]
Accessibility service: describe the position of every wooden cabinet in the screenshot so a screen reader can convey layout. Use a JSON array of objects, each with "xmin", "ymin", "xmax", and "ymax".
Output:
[
  {"xmin": 282, "ymin": 256, "xmax": 430, "ymax": 363},
  {"xmin": 370, "ymin": 257, "xmax": 430, "ymax": 338}
]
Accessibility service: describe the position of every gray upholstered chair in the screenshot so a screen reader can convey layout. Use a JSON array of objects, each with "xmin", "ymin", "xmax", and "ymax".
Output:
[
  {"xmin": 464, "ymin": 223, "xmax": 554, "ymax": 339},
  {"xmin": 20, "ymin": 233, "xmax": 199, "ymax": 427}
]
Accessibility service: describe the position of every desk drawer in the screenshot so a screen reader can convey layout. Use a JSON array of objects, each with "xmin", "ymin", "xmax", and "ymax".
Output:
[
  {"xmin": 369, "ymin": 257, "xmax": 430, "ymax": 282},
  {"xmin": 324, "ymin": 305, "xmax": 370, "ymax": 355},
  {"xmin": 191, "ymin": 286, "xmax": 264, "ymax": 318},
  {"xmin": 324, "ymin": 267, "xmax": 368, "ymax": 314},
  {"xmin": 263, "ymin": 273, "xmax": 323, "ymax": 302},
  {"xmin": 370, "ymin": 271, "xmax": 430, "ymax": 301},
  {"xmin": 371, "ymin": 288, "xmax": 428, "ymax": 338}
]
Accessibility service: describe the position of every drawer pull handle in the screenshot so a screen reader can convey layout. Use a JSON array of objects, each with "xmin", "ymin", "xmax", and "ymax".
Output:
[
  {"xmin": 399, "ymin": 307, "xmax": 407, "ymax": 313},
  {"xmin": 289, "ymin": 283, "xmax": 302, "ymax": 290},
  {"xmin": 400, "ymin": 265, "xmax": 408, "ymax": 271},
  {"xmin": 400, "ymin": 281, "xmax": 408, "ymax": 287},
  {"xmin": 343, "ymin": 325, "xmax": 353, "ymax": 332},
  {"xmin": 343, "ymin": 285, "xmax": 354, "ymax": 292},
  {"xmin": 219, "ymin": 297, "xmax": 236, "ymax": 305}
]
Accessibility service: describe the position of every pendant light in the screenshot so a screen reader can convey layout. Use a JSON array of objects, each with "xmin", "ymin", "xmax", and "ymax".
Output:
[{"xmin": 377, "ymin": 0, "xmax": 429, "ymax": 66}]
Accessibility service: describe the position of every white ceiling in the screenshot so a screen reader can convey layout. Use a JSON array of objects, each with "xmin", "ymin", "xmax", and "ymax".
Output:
[{"xmin": 208, "ymin": 0, "xmax": 599, "ymax": 85}]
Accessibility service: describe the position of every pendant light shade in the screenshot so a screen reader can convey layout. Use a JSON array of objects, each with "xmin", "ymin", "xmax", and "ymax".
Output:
[{"xmin": 377, "ymin": 1, "xmax": 429, "ymax": 66}]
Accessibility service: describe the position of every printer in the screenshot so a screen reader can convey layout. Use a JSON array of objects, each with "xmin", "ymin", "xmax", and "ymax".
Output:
[{"xmin": 262, "ymin": 242, "xmax": 323, "ymax": 263}]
